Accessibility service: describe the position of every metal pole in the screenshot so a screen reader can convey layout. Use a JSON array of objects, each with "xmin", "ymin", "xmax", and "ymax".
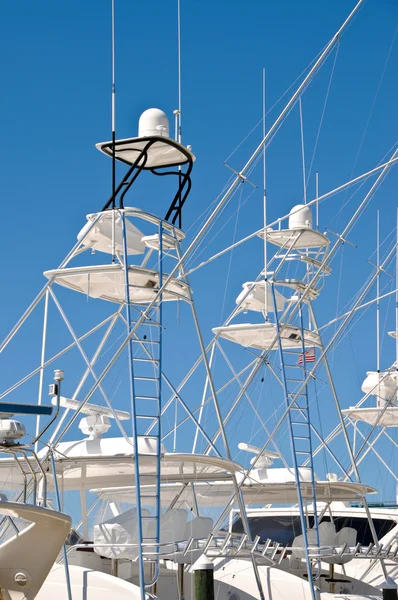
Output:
[
  {"xmin": 35, "ymin": 290, "xmax": 49, "ymax": 453},
  {"xmin": 49, "ymin": 376, "xmax": 72, "ymax": 600},
  {"xmin": 262, "ymin": 67, "xmax": 268, "ymax": 319}
]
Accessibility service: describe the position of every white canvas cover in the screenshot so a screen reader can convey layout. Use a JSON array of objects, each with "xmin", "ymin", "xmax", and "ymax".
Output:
[
  {"xmin": 93, "ymin": 508, "xmax": 188, "ymax": 560},
  {"xmin": 93, "ymin": 507, "xmax": 149, "ymax": 559}
]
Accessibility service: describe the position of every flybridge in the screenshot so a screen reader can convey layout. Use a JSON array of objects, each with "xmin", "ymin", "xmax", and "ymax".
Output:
[{"xmin": 97, "ymin": 108, "xmax": 195, "ymax": 228}]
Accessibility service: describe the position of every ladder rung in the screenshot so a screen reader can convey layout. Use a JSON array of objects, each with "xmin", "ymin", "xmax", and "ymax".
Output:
[
  {"xmin": 294, "ymin": 436, "xmax": 310, "ymax": 440},
  {"xmin": 131, "ymin": 339, "xmax": 160, "ymax": 345},
  {"xmin": 134, "ymin": 376, "xmax": 159, "ymax": 382},
  {"xmin": 133, "ymin": 357, "xmax": 159, "ymax": 363},
  {"xmin": 295, "ymin": 450, "xmax": 310, "ymax": 455},
  {"xmin": 138, "ymin": 452, "xmax": 161, "ymax": 457},
  {"xmin": 136, "ymin": 415, "xmax": 159, "ymax": 419},
  {"xmin": 135, "ymin": 395, "xmax": 159, "ymax": 401}
]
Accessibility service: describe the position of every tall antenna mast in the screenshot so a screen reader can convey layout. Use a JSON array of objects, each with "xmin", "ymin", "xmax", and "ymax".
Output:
[
  {"xmin": 173, "ymin": 0, "xmax": 183, "ymax": 228},
  {"xmin": 376, "ymin": 210, "xmax": 380, "ymax": 398},
  {"xmin": 111, "ymin": 0, "xmax": 116, "ymax": 207},
  {"xmin": 395, "ymin": 209, "xmax": 398, "ymax": 368},
  {"xmin": 174, "ymin": 0, "xmax": 182, "ymax": 143},
  {"xmin": 299, "ymin": 97, "xmax": 307, "ymax": 204},
  {"xmin": 262, "ymin": 68, "xmax": 268, "ymax": 320}
]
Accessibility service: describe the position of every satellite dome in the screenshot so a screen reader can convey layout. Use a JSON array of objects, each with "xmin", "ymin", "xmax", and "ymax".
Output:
[
  {"xmin": 288, "ymin": 204, "xmax": 313, "ymax": 230},
  {"xmin": 138, "ymin": 108, "xmax": 169, "ymax": 138}
]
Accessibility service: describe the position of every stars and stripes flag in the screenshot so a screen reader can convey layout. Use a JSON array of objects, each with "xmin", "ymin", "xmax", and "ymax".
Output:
[{"xmin": 297, "ymin": 347, "xmax": 316, "ymax": 365}]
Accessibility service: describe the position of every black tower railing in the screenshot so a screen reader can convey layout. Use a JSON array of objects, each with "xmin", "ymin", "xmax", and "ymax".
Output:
[{"xmin": 101, "ymin": 136, "xmax": 193, "ymax": 229}]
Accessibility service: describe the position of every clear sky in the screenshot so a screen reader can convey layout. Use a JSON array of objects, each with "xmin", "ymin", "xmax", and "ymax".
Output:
[{"xmin": 0, "ymin": 0, "xmax": 398, "ymax": 505}]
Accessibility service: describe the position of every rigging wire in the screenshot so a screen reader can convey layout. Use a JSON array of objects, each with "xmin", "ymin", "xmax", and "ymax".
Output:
[
  {"xmin": 219, "ymin": 186, "xmax": 243, "ymax": 323},
  {"xmin": 335, "ymin": 22, "xmax": 398, "ymax": 227},
  {"xmin": 111, "ymin": 0, "xmax": 116, "ymax": 208},
  {"xmin": 306, "ymin": 42, "xmax": 340, "ymax": 187},
  {"xmin": 299, "ymin": 97, "xmax": 307, "ymax": 204},
  {"xmin": 223, "ymin": 44, "xmax": 328, "ymax": 164}
]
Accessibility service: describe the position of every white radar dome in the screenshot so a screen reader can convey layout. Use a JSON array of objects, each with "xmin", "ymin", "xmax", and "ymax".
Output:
[
  {"xmin": 288, "ymin": 204, "xmax": 313, "ymax": 230},
  {"xmin": 138, "ymin": 108, "xmax": 169, "ymax": 138}
]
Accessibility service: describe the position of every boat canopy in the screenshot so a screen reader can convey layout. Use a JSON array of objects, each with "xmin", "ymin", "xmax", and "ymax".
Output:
[
  {"xmin": 0, "ymin": 438, "xmax": 243, "ymax": 491},
  {"xmin": 96, "ymin": 136, "xmax": 195, "ymax": 169},
  {"xmin": 90, "ymin": 477, "xmax": 376, "ymax": 506}
]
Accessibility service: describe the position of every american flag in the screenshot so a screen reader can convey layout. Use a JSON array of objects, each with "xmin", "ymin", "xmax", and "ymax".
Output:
[{"xmin": 297, "ymin": 347, "xmax": 316, "ymax": 365}]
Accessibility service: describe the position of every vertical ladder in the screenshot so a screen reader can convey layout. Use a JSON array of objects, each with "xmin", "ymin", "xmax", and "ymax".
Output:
[
  {"xmin": 121, "ymin": 215, "xmax": 163, "ymax": 599},
  {"xmin": 270, "ymin": 284, "xmax": 319, "ymax": 599}
]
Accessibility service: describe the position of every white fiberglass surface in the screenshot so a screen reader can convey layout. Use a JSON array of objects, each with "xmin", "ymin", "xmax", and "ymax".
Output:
[
  {"xmin": 213, "ymin": 322, "xmax": 321, "ymax": 351},
  {"xmin": 43, "ymin": 264, "xmax": 191, "ymax": 304},
  {"xmin": 78, "ymin": 212, "xmax": 145, "ymax": 255},
  {"xmin": 342, "ymin": 407, "xmax": 398, "ymax": 427},
  {"xmin": 258, "ymin": 228, "xmax": 329, "ymax": 249},
  {"xmin": 96, "ymin": 137, "xmax": 195, "ymax": 168}
]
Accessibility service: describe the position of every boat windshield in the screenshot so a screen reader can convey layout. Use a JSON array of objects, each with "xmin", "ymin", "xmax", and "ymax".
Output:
[{"xmin": 232, "ymin": 515, "xmax": 396, "ymax": 546}]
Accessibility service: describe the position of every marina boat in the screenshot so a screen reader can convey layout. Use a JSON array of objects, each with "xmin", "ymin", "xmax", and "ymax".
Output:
[
  {"xmin": 0, "ymin": 376, "xmax": 72, "ymax": 599},
  {"xmin": 0, "ymin": 0, "xmax": 398, "ymax": 599}
]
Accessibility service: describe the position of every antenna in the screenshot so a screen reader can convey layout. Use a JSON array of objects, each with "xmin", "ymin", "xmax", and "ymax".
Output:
[
  {"xmin": 177, "ymin": 0, "xmax": 182, "ymax": 143},
  {"xmin": 174, "ymin": 0, "xmax": 183, "ymax": 228},
  {"xmin": 111, "ymin": 0, "xmax": 116, "ymax": 208},
  {"xmin": 396, "ymin": 209, "xmax": 398, "ymax": 368},
  {"xmin": 376, "ymin": 210, "xmax": 380, "ymax": 399},
  {"xmin": 299, "ymin": 97, "xmax": 307, "ymax": 204},
  {"xmin": 262, "ymin": 68, "xmax": 268, "ymax": 320}
]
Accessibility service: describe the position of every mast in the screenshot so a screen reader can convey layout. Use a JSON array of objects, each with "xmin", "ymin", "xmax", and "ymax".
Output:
[
  {"xmin": 111, "ymin": 0, "xmax": 116, "ymax": 205},
  {"xmin": 376, "ymin": 210, "xmax": 380, "ymax": 400},
  {"xmin": 111, "ymin": 0, "xmax": 116, "ymax": 262},
  {"xmin": 262, "ymin": 68, "xmax": 268, "ymax": 319},
  {"xmin": 299, "ymin": 97, "xmax": 307, "ymax": 204},
  {"xmin": 396, "ymin": 208, "xmax": 398, "ymax": 369}
]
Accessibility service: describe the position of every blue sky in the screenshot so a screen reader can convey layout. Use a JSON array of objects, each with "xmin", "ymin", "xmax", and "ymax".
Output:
[{"xmin": 0, "ymin": 0, "xmax": 398, "ymax": 504}]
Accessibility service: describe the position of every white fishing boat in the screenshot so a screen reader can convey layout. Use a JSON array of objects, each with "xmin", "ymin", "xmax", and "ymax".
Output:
[{"xmin": 0, "ymin": 0, "xmax": 397, "ymax": 599}]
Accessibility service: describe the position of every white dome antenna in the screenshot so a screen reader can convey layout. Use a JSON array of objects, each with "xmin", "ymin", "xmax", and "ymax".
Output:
[
  {"xmin": 288, "ymin": 204, "xmax": 313, "ymax": 230},
  {"xmin": 138, "ymin": 108, "xmax": 169, "ymax": 138}
]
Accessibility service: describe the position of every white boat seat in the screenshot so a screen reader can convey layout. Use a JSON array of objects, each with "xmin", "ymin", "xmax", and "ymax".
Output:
[
  {"xmin": 183, "ymin": 516, "xmax": 213, "ymax": 540},
  {"xmin": 291, "ymin": 521, "xmax": 357, "ymax": 566},
  {"xmin": 145, "ymin": 508, "xmax": 188, "ymax": 555},
  {"xmin": 174, "ymin": 516, "xmax": 213, "ymax": 564},
  {"xmin": 324, "ymin": 526, "xmax": 357, "ymax": 565}
]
